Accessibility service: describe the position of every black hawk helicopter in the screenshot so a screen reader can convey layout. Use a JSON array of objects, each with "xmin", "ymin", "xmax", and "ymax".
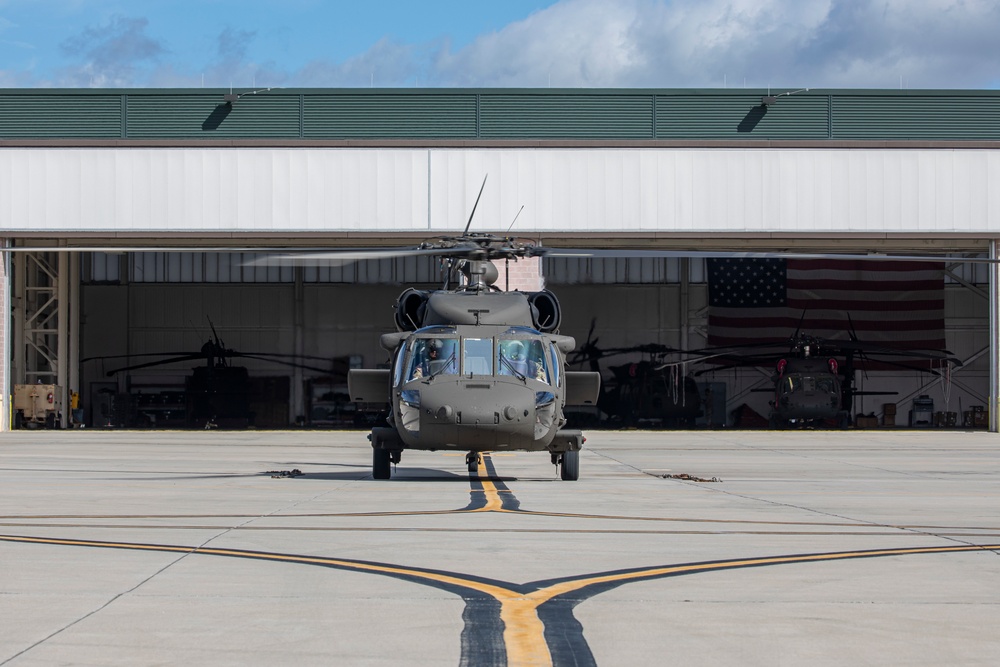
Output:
[
  {"xmin": 86, "ymin": 322, "xmax": 332, "ymax": 428},
  {"xmin": 347, "ymin": 243, "xmax": 602, "ymax": 480},
  {"xmin": 567, "ymin": 324, "xmax": 702, "ymax": 428},
  {"xmin": 685, "ymin": 329, "xmax": 962, "ymax": 428}
]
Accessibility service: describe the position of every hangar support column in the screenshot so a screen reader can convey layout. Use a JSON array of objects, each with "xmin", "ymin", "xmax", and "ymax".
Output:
[
  {"xmin": 990, "ymin": 240, "xmax": 999, "ymax": 433},
  {"xmin": 1, "ymin": 241, "xmax": 8, "ymax": 431},
  {"xmin": 9, "ymin": 250, "xmax": 74, "ymax": 428}
]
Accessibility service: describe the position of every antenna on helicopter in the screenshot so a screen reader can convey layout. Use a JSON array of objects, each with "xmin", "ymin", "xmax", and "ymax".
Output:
[
  {"xmin": 506, "ymin": 205, "xmax": 524, "ymax": 234},
  {"xmin": 463, "ymin": 175, "xmax": 488, "ymax": 236}
]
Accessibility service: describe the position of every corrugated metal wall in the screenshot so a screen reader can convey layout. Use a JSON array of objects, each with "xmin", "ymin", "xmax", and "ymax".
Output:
[
  {"xmin": 479, "ymin": 94, "xmax": 652, "ymax": 138},
  {"xmin": 305, "ymin": 94, "xmax": 477, "ymax": 138},
  {"xmin": 1, "ymin": 89, "xmax": 999, "ymax": 140}
]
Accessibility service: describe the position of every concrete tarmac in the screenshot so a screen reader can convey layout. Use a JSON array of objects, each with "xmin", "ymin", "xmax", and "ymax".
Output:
[{"xmin": 1, "ymin": 429, "xmax": 998, "ymax": 666}]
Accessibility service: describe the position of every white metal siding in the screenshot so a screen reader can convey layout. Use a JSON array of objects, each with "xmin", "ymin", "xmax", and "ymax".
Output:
[{"xmin": 2, "ymin": 148, "xmax": 999, "ymax": 234}]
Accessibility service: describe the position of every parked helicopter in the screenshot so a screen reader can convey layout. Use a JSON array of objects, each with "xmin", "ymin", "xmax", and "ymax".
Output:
[
  {"xmin": 86, "ymin": 323, "xmax": 332, "ymax": 428},
  {"xmin": 686, "ymin": 331, "xmax": 962, "ymax": 428},
  {"xmin": 567, "ymin": 325, "xmax": 702, "ymax": 427},
  {"xmin": 345, "ymin": 236, "xmax": 603, "ymax": 481}
]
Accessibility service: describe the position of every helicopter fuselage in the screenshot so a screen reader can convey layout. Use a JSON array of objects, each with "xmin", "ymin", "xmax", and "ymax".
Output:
[
  {"xmin": 770, "ymin": 357, "xmax": 844, "ymax": 425},
  {"xmin": 348, "ymin": 283, "xmax": 601, "ymax": 479},
  {"xmin": 392, "ymin": 323, "xmax": 562, "ymax": 452}
]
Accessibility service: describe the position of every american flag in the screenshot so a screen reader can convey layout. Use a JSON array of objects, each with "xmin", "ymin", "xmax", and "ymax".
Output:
[{"xmin": 707, "ymin": 258, "xmax": 946, "ymax": 350}]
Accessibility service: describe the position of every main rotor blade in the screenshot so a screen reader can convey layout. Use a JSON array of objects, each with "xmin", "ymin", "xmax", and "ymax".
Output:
[
  {"xmin": 234, "ymin": 354, "xmax": 332, "ymax": 374},
  {"xmin": 543, "ymin": 248, "xmax": 998, "ymax": 264},
  {"xmin": 244, "ymin": 245, "xmax": 472, "ymax": 267},
  {"xmin": 106, "ymin": 354, "xmax": 208, "ymax": 375},
  {"xmin": 83, "ymin": 351, "xmax": 199, "ymax": 363}
]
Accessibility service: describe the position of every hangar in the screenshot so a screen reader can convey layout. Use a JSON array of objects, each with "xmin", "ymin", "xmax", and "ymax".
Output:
[{"xmin": 1, "ymin": 88, "xmax": 998, "ymax": 432}]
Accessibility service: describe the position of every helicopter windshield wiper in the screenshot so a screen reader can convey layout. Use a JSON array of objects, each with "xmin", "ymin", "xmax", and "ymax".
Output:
[
  {"xmin": 498, "ymin": 353, "xmax": 528, "ymax": 382},
  {"xmin": 426, "ymin": 352, "xmax": 457, "ymax": 381}
]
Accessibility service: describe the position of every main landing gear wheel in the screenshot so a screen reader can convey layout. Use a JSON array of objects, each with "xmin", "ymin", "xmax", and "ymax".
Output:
[
  {"xmin": 373, "ymin": 448, "xmax": 391, "ymax": 480},
  {"xmin": 560, "ymin": 450, "xmax": 580, "ymax": 481},
  {"xmin": 466, "ymin": 452, "xmax": 482, "ymax": 474}
]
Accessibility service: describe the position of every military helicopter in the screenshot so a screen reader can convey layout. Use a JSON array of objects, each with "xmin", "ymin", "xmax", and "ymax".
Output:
[
  {"xmin": 567, "ymin": 325, "xmax": 702, "ymax": 427},
  {"xmin": 687, "ymin": 330, "xmax": 961, "ymax": 428},
  {"xmin": 85, "ymin": 323, "xmax": 332, "ymax": 428},
  {"xmin": 345, "ymin": 235, "xmax": 603, "ymax": 481}
]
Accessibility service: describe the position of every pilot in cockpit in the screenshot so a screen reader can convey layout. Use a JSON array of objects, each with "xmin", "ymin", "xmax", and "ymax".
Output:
[
  {"xmin": 500, "ymin": 339, "xmax": 547, "ymax": 382},
  {"xmin": 411, "ymin": 338, "xmax": 456, "ymax": 380}
]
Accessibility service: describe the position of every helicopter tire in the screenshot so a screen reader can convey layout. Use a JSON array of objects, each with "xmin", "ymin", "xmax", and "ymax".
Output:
[
  {"xmin": 373, "ymin": 448, "xmax": 392, "ymax": 480},
  {"xmin": 467, "ymin": 452, "xmax": 481, "ymax": 474},
  {"xmin": 560, "ymin": 450, "xmax": 580, "ymax": 481}
]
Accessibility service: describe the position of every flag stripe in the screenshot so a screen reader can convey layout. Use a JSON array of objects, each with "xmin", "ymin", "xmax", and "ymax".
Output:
[
  {"xmin": 786, "ymin": 278, "xmax": 943, "ymax": 292},
  {"xmin": 708, "ymin": 314, "xmax": 945, "ymax": 331},
  {"xmin": 786, "ymin": 297, "xmax": 944, "ymax": 311},
  {"xmin": 786, "ymin": 259, "xmax": 939, "ymax": 273}
]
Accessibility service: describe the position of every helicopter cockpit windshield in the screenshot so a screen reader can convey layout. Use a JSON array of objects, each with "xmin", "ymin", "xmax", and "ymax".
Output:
[
  {"xmin": 781, "ymin": 374, "xmax": 838, "ymax": 395},
  {"xmin": 498, "ymin": 329, "xmax": 550, "ymax": 384},
  {"xmin": 405, "ymin": 329, "xmax": 458, "ymax": 381}
]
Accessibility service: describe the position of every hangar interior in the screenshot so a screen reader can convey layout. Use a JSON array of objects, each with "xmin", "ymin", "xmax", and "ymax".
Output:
[{"xmin": 2, "ymin": 88, "xmax": 999, "ymax": 432}]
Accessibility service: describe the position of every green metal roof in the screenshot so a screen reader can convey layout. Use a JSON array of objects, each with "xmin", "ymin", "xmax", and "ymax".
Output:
[{"xmin": 0, "ymin": 88, "xmax": 998, "ymax": 141}]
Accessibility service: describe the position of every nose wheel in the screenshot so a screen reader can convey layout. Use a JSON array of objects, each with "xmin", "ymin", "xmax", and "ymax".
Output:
[
  {"xmin": 553, "ymin": 450, "xmax": 579, "ymax": 481},
  {"xmin": 466, "ymin": 452, "xmax": 482, "ymax": 474}
]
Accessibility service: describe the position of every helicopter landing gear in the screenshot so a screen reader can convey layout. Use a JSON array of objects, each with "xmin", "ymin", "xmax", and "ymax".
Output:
[
  {"xmin": 369, "ymin": 427, "xmax": 403, "ymax": 480},
  {"xmin": 557, "ymin": 450, "xmax": 580, "ymax": 481},
  {"xmin": 466, "ymin": 452, "xmax": 482, "ymax": 474},
  {"xmin": 373, "ymin": 448, "xmax": 392, "ymax": 480}
]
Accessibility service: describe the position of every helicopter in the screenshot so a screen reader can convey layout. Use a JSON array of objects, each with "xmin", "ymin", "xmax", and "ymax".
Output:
[
  {"xmin": 86, "ymin": 323, "xmax": 333, "ymax": 428},
  {"xmin": 686, "ymin": 331, "xmax": 962, "ymax": 428},
  {"xmin": 344, "ymin": 233, "xmax": 603, "ymax": 481},
  {"xmin": 567, "ymin": 326, "xmax": 703, "ymax": 428}
]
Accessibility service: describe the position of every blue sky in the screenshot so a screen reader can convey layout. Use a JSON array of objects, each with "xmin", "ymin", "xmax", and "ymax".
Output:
[{"xmin": 1, "ymin": 0, "xmax": 998, "ymax": 89}]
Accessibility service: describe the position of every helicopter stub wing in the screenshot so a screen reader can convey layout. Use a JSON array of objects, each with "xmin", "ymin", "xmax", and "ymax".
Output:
[
  {"xmin": 564, "ymin": 371, "xmax": 601, "ymax": 406},
  {"xmin": 348, "ymin": 369, "xmax": 391, "ymax": 405}
]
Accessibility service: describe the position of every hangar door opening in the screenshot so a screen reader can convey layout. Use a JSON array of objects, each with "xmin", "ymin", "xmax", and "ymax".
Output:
[
  {"xmin": 78, "ymin": 251, "xmax": 441, "ymax": 429},
  {"xmin": 546, "ymin": 254, "xmax": 993, "ymax": 430}
]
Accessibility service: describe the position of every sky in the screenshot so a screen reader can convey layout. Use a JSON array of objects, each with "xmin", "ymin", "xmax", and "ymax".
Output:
[{"xmin": 0, "ymin": 0, "xmax": 998, "ymax": 90}]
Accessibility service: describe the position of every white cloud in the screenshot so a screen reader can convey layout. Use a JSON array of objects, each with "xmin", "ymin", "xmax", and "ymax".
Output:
[
  {"xmin": 421, "ymin": 0, "xmax": 1000, "ymax": 88},
  {"xmin": 57, "ymin": 16, "xmax": 166, "ymax": 87}
]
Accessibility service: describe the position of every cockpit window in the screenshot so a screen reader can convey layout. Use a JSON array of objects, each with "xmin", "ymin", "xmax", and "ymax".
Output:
[
  {"xmin": 406, "ymin": 337, "xmax": 458, "ymax": 381},
  {"xmin": 498, "ymin": 337, "xmax": 549, "ymax": 383},
  {"xmin": 781, "ymin": 374, "xmax": 838, "ymax": 394},
  {"xmin": 463, "ymin": 338, "xmax": 494, "ymax": 375},
  {"xmin": 393, "ymin": 340, "xmax": 408, "ymax": 387},
  {"xmin": 549, "ymin": 343, "xmax": 561, "ymax": 387}
]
